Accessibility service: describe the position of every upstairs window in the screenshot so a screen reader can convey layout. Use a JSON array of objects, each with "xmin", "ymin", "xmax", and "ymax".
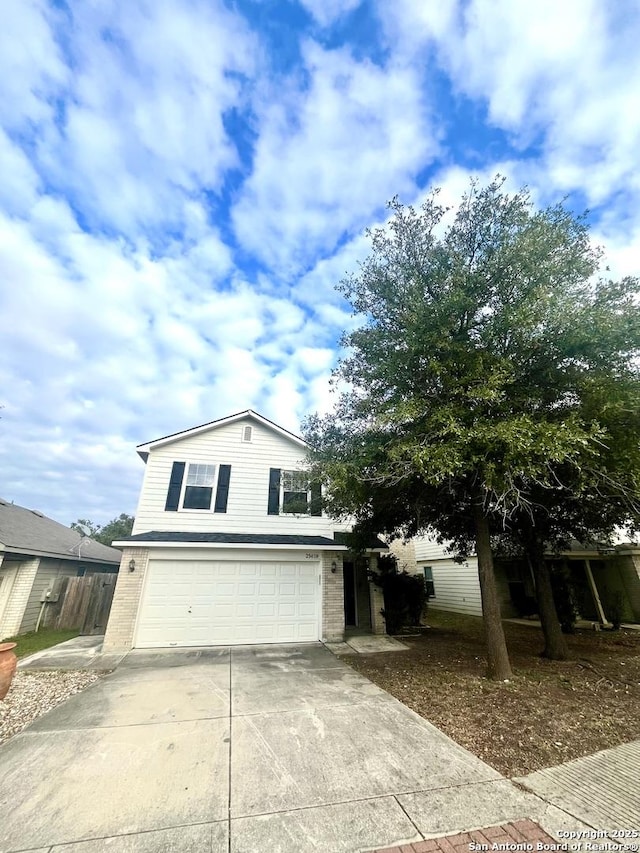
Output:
[
  {"xmin": 183, "ymin": 463, "xmax": 216, "ymax": 509},
  {"xmin": 165, "ymin": 462, "xmax": 231, "ymax": 513},
  {"xmin": 267, "ymin": 468, "xmax": 322, "ymax": 516},
  {"xmin": 282, "ymin": 470, "xmax": 311, "ymax": 514}
]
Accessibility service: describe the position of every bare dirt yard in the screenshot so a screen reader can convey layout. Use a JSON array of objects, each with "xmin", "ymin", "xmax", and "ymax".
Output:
[{"xmin": 345, "ymin": 610, "xmax": 640, "ymax": 777}]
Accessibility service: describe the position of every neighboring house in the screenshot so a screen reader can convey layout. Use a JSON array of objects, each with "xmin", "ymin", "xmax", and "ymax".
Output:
[
  {"xmin": 103, "ymin": 411, "xmax": 387, "ymax": 652},
  {"xmin": 393, "ymin": 534, "xmax": 640, "ymax": 626},
  {"xmin": 0, "ymin": 499, "xmax": 122, "ymax": 639}
]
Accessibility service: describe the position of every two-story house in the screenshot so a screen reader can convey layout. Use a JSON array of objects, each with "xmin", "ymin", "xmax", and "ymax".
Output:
[{"xmin": 103, "ymin": 410, "xmax": 385, "ymax": 652}]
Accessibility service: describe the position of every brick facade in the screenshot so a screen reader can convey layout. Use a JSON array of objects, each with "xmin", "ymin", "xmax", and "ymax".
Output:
[
  {"xmin": 321, "ymin": 550, "xmax": 345, "ymax": 643},
  {"xmin": 102, "ymin": 548, "xmax": 150, "ymax": 652}
]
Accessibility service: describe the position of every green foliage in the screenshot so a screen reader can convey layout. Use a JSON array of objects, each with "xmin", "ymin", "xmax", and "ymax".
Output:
[
  {"xmin": 304, "ymin": 175, "xmax": 640, "ymax": 546},
  {"xmin": 371, "ymin": 554, "xmax": 428, "ymax": 634},
  {"xmin": 70, "ymin": 519, "xmax": 100, "ymax": 537},
  {"xmin": 304, "ymin": 177, "xmax": 639, "ymax": 675},
  {"xmin": 70, "ymin": 514, "xmax": 134, "ymax": 547}
]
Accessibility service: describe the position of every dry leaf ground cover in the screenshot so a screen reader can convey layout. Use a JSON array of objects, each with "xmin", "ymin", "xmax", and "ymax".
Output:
[{"xmin": 346, "ymin": 610, "xmax": 640, "ymax": 777}]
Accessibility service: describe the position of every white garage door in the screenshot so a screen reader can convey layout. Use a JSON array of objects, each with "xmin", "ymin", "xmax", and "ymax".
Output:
[{"xmin": 135, "ymin": 559, "xmax": 321, "ymax": 648}]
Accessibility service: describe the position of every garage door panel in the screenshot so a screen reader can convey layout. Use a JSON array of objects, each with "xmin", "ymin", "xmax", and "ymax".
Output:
[{"xmin": 135, "ymin": 559, "xmax": 321, "ymax": 648}]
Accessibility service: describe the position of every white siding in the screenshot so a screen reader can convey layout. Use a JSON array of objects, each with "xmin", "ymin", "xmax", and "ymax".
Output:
[
  {"xmin": 419, "ymin": 558, "xmax": 483, "ymax": 617},
  {"xmin": 414, "ymin": 534, "xmax": 458, "ymax": 562},
  {"xmin": 133, "ymin": 417, "xmax": 349, "ymax": 537}
]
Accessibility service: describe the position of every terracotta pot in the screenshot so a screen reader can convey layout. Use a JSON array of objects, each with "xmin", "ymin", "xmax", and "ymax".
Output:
[{"xmin": 0, "ymin": 642, "xmax": 18, "ymax": 701}]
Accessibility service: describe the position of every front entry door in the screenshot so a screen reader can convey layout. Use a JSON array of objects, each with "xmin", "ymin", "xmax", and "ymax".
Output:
[{"xmin": 343, "ymin": 561, "xmax": 356, "ymax": 626}]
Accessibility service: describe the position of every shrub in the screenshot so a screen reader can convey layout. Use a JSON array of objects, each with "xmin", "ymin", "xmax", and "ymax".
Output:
[{"xmin": 371, "ymin": 555, "xmax": 428, "ymax": 634}]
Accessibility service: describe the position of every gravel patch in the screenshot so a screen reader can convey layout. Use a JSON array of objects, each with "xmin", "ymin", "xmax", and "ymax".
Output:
[{"xmin": 0, "ymin": 670, "xmax": 103, "ymax": 745}]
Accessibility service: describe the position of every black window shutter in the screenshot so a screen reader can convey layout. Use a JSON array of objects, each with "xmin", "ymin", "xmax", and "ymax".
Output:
[
  {"xmin": 214, "ymin": 464, "xmax": 231, "ymax": 513},
  {"xmin": 310, "ymin": 481, "xmax": 322, "ymax": 516},
  {"xmin": 165, "ymin": 461, "xmax": 185, "ymax": 511},
  {"xmin": 268, "ymin": 468, "xmax": 281, "ymax": 515}
]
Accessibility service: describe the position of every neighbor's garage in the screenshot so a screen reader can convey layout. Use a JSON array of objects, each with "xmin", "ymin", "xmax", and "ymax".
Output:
[{"xmin": 134, "ymin": 556, "xmax": 321, "ymax": 647}]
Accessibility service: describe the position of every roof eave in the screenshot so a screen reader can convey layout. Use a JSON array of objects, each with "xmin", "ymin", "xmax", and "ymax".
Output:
[
  {"xmin": 113, "ymin": 539, "xmax": 348, "ymax": 551},
  {"xmin": 0, "ymin": 544, "xmax": 120, "ymax": 564}
]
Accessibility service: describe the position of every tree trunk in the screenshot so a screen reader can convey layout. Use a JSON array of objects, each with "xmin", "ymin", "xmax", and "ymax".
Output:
[
  {"xmin": 473, "ymin": 500, "xmax": 513, "ymax": 680},
  {"xmin": 528, "ymin": 541, "xmax": 571, "ymax": 661}
]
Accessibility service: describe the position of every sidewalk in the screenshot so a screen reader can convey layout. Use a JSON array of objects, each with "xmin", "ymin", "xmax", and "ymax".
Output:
[
  {"xmin": 17, "ymin": 634, "xmax": 126, "ymax": 671},
  {"xmin": 372, "ymin": 820, "xmax": 557, "ymax": 853},
  {"xmin": 515, "ymin": 739, "xmax": 640, "ymax": 830},
  {"xmin": 370, "ymin": 738, "xmax": 640, "ymax": 853}
]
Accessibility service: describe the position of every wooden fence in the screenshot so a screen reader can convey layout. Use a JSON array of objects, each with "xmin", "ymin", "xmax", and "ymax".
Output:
[{"xmin": 41, "ymin": 573, "xmax": 118, "ymax": 634}]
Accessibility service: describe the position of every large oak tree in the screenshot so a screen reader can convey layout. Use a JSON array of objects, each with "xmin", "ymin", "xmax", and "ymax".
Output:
[{"xmin": 304, "ymin": 178, "xmax": 640, "ymax": 680}]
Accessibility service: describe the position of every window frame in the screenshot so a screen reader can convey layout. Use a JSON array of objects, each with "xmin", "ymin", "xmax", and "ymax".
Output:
[
  {"xmin": 423, "ymin": 565, "xmax": 435, "ymax": 598},
  {"xmin": 280, "ymin": 469, "xmax": 312, "ymax": 515},
  {"xmin": 180, "ymin": 462, "xmax": 218, "ymax": 512}
]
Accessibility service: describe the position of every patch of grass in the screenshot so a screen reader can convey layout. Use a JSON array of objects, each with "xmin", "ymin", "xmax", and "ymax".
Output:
[{"xmin": 1, "ymin": 629, "xmax": 80, "ymax": 658}]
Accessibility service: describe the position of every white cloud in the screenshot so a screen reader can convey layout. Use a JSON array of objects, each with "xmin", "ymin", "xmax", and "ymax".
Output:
[
  {"xmin": 0, "ymin": 195, "xmax": 350, "ymax": 522},
  {"xmin": 381, "ymin": 0, "xmax": 640, "ymax": 210},
  {"xmin": 0, "ymin": 130, "xmax": 41, "ymax": 217},
  {"xmin": 0, "ymin": 0, "xmax": 258, "ymax": 235},
  {"xmin": 298, "ymin": 0, "xmax": 362, "ymax": 28},
  {"xmin": 0, "ymin": 0, "xmax": 70, "ymax": 130},
  {"xmin": 1, "ymin": 0, "xmax": 638, "ymax": 529},
  {"xmin": 233, "ymin": 39, "xmax": 438, "ymax": 273}
]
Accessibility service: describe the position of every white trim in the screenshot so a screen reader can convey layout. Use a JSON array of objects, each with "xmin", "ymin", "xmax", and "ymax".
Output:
[
  {"xmin": 137, "ymin": 410, "xmax": 308, "ymax": 455},
  {"xmin": 0, "ymin": 565, "xmax": 19, "ymax": 632},
  {"xmin": 179, "ymin": 461, "xmax": 218, "ymax": 512},
  {"xmin": 113, "ymin": 540, "xmax": 348, "ymax": 551},
  {"xmin": 280, "ymin": 468, "xmax": 312, "ymax": 515}
]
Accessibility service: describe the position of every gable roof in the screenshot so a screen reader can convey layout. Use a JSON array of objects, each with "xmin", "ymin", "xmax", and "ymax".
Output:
[
  {"xmin": 136, "ymin": 409, "xmax": 308, "ymax": 460},
  {"xmin": 0, "ymin": 498, "xmax": 122, "ymax": 564}
]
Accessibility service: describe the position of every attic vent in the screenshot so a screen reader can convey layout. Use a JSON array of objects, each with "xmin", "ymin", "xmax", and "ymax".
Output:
[{"xmin": 242, "ymin": 425, "xmax": 253, "ymax": 442}]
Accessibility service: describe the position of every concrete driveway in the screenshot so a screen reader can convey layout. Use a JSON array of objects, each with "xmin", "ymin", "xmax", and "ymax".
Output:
[{"xmin": 0, "ymin": 644, "xmax": 566, "ymax": 853}]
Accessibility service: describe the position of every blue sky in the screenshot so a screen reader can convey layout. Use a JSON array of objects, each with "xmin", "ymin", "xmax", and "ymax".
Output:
[{"xmin": 1, "ymin": 0, "xmax": 639, "ymax": 526}]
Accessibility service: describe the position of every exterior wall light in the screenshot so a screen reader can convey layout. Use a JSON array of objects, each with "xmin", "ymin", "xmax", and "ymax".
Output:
[
  {"xmin": 331, "ymin": 561, "xmax": 337, "ymax": 573},
  {"xmin": 129, "ymin": 559, "xmax": 136, "ymax": 572}
]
